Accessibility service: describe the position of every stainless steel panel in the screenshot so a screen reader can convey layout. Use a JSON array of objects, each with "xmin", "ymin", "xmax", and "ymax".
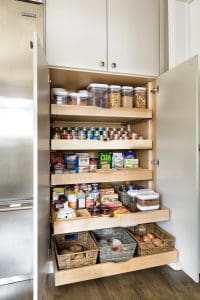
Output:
[
  {"xmin": 33, "ymin": 33, "xmax": 50, "ymax": 300},
  {"xmin": 0, "ymin": 0, "xmax": 43, "ymax": 98},
  {"xmin": 0, "ymin": 208, "xmax": 33, "ymax": 279},
  {"xmin": 157, "ymin": 56, "xmax": 200, "ymax": 282},
  {"xmin": 0, "ymin": 96, "xmax": 33, "ymax": 201}
]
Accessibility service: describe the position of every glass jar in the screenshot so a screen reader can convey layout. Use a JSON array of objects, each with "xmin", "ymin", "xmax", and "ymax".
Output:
[
  {"xmin": 87, "ymin": 83, "xmax": 109, "ymax": 108},
  {"xmin": 121, "ymin": 86, "xmax": 133, "ymax": 108},
  {"xmin": 133, "ymin": 87, "xmax": 147, "ymax": 108},
  {"xmin": 51, "ymin": 88, "xmax": 68, "ymax": 105},
  {"xmin": 108, "ymin": 85, "xmax": 121, "ymax": 108},
  {"xmin": 67, "ymin": 92, "xmax": 79, "ymax": 105},
  {"xmin": 78, "ymin": 90, "xmax": 88, "ymax": 106}
]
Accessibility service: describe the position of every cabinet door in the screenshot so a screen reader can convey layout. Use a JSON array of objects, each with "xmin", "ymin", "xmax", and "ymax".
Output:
[
  {"xmin": 108, "ymin": 0, "xmax": 159, "ymax": 76},
  {"xmin": 157, "ymin": 56, "xmax": 200, "ymax": 282},
  {"xmin": 46, "ymin": 0, "xmax": 107, "ymax": 71},
  {"xmin": 33, "ymin": 33, "xmax": 50, "ymax": 300}
]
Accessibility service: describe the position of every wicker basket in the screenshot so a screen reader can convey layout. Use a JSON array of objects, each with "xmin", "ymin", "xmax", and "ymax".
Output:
[
  {"xmin": 92, "ymin": 227, "xmax": 137, "ymax": 263},
  {"xmin": 128, "ymin": 223, "xmax": 175, "ymax": 256},
  {"xmin": 54, "ymin": 232, "xmax": 98, "ymax": 270}
]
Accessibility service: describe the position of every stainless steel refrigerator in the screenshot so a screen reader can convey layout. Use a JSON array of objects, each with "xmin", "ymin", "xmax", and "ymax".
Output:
[{"xmin": 0, "ymin": 0, "xmax": 48, "ymax": 287}]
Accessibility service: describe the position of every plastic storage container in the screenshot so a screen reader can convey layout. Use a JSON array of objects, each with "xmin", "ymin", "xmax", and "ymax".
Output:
[
  {"xmin": 78, "ymin": 90, "xmax": 88, "ymax": 106},
  {"xmin": 87, "ymin": 83, "xmax": 109, "ymax": 108},
  {"xmin": 108, "ymin": 85, "xmax": 121, "ymax": 108},
  {"xmin": 133, "ymin": 87, "xmax": 147, "ymax": 108},
  {"xmin": 68, "ymin": 92, "xmax": 79, "ymax": 105},
  {"xmin": 136, "ymin": 191, "xmax": 160, "ymax": 211},
  {"xmin": 51, "ymin": 88, "xmax": 68, "ymax": 105},
  {"xmin": 121, "ymin": 86, "xmax": 133, "ymax": 108}
]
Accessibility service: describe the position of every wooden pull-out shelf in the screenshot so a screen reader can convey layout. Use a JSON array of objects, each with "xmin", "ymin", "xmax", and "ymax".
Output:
[
  {"xmin": 51, "ymin": 168, "xmax": 152, "ymax": 185},
  {"xmin": 53, "ymin": 247, "xmax": 178, "ymax": 286},
  {"xmin": 52, "ymin": 207, "xmax": 169, "ymax": 234},
  {"xmin": 51, "ymin": 105, "xmax": 152, "ymax": 122},
  {"xmin": 51, "ymin": 139, "xmax": 152, "ymax": 151}
]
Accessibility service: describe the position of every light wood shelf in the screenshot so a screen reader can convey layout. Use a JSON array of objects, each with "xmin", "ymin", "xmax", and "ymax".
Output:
[
  {"xmin": 53, "ymin": 247, "xmax": 178, "ymax": 286},
  {"xmin": 51, "ymin": 168, "xmax": 152, "ymax": 185},
  {"xmin": 51, "ymin": 105, "xmax": 152, "ymax": 122},
  {"xmin": 52, "ymin": 207, "xmax": 170, "ymax": 235},
  {"xmin": 51, "ymin": 139, "xmax": 152, "ymax": 151}
]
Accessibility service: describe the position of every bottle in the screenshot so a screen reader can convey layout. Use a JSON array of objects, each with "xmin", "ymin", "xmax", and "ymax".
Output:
[
  {"xmin": 67, "ymin": 189, "xmax": 77, "ymax": 209},
  {"xmin": 77, "ymin": 190, "xmax": 86, "ymax": 209}
]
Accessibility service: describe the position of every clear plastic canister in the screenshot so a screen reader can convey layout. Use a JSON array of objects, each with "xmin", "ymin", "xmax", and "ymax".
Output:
[
  {"xmin": 78, "ymin": 90, "xmax": 88, "ymax": 106},
  {"xmin": 87, "ymin": 83, "xmax": 109, "ymax": 108},
  {"xmin": 133, "ymin": 87, "xmax": 147, "ymax": 108},
  {"xmin": 51, "ymin": 88, "xmax": 68, "ymax": 105},
  {"xmin": 108, "ymin": 85, "xmax": 121, "ymax": 108},
  {"xmin": 121, "ymin": 86, "xmax": 133, "ymax": 108},
  {"xmin": 67, "ymin": 92, "xmax": 79, "ymax": 105}
]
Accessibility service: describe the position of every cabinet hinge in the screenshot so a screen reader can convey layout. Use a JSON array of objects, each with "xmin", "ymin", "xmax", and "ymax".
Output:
[
  {"xmin": 151, "ymin": 86, "xmax": 159, "ymax": 94},
  {"xmin": 151, "ymin": 159, "xmax": 159, "ymax": 166},
  {"xmin": 30, "ymin": 41, "xmax": 33, "ymax": 49}
]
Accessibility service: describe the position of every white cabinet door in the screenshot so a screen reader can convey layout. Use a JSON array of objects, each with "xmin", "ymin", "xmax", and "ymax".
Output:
[
  {"xmin": 157, "ymin": 56, "xmax": 200, "ymax": 282},
  {"xmin": 33, "ymin": 33, "xmax": 50, "ymax": 300},
  {"xmin": 107, "ymin": 0, "xmax": 160, "ymax": 76},
  {"xmin": 46, "ymin": 0, "xmax": 107, "ymax": 71}
]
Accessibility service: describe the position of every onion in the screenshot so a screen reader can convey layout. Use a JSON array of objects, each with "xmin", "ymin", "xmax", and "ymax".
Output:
[
  {"xmin": 147, "ymin": 233, "xmax": 155, "ymax": 240},
  {"xmin": 153, "ymin": 238, "xmax": 162, "ymax": 247},
  {"xmin": 143, "ymin": 235, "xmax": 151, "ymax": 243}
]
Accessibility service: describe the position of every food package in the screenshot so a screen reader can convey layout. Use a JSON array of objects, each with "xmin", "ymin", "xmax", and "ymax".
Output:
[
  {"xmin": 123, "ymin": 151, "xmax": 139, "ymax": 168},
  {"xmin": 64, "ymin": 154, "xmax": 78, "ymax": 173},
  {"xmin": 112, "ymin": 152, "xmax": 124, "ymax": 169},
  {"xmin": 76, "ymin": 153, "xmax": 89, "ymax": 173},
  {"xmin": 98, "ymin": 152, "xmax": 112, "ymax": 169},
  {"xmin": 52, "ymin": 187, "xmax": 65, "ymax": 202}
]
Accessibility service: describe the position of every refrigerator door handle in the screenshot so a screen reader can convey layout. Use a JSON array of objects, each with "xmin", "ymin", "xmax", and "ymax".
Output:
[{"xmin": 0, "ymin": 205, "xmax": 33, "ymax": 212}]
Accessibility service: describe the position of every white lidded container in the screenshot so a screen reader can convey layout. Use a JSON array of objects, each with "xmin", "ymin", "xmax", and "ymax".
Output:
[
  {"xmin": 78, "ymin": 90, "xmax": 88, "ymax": 106},
  {"xmin": 68, "ymin": 92, "xmax": 79, "ymax": 105},
  {"xmin": 51, "ymin": 88, "xmax": 68, "ymax": 104},
  {"xmin": 121, "ymin": 86, "xmax": 133, "ymax": 108},
  {"xmin": 136, "ymin": 191, "xmax": 160, "ymax": 211}
]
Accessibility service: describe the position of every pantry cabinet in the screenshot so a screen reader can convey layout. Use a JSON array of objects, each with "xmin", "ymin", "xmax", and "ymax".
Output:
[
  {"xmin": 46, "ymin": 0, "xmax": 107, "ymax": 71},
  {"xmin": 107, "ymin": 0, "xmax": 160, "ymax": 76},
  {"xmin": 46, "ymin": 0, "xmax": 160, "ymax": 76}
]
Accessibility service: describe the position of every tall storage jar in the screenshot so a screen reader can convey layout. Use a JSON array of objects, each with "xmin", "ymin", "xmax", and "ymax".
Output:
[
  {"xmin": 87, "ymin": 83, "xmax": 109, "ymax": 108},
  {"xmin": 121, "ymin": 86, "xmax": 133, "ymax": 108},
  {"xmin": 108, "ymin": 85, "xmax": 121, "ymax": 108},
  {"xmin": 133, "ymin": 87, "xmax": 147, "ymax": 108}
]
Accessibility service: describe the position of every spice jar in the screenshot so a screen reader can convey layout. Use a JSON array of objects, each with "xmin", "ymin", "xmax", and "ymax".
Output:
[
  {"xmin": 67, "ymin": 92, "xmax": 79, "ymax": 105},
  {"xmin": 133, "ymin": 87, "xmax": 147, "ymax": 108},
  {"xmin": 51, "ymin": 88, "xmax": 68, "ymax": 105},
  {"xmin": 78, "ymin": 90, "xmax": 88, "ymax": 106},
  {"xmin": 87, "ymin": 83, "xmax": 109, "ymax": 108},
  {"xmin": 121, "ymin": 86, "xmax": 133, "ymax": 108},
  {"xmin": 108, "ymin": 85, "xmax": 121, "ymax": 108}
]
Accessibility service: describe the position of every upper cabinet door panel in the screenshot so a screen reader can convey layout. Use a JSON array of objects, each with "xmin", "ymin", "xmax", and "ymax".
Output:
[
  {"xmin": 46, "ymin": 0, "xmax": 107, "ymax": 71},
  {"xmin": 108, "ymin": 0, "xmax": 160, "ymax": 76}
]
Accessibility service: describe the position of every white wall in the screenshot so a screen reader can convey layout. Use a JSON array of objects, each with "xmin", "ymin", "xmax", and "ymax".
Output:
[{"xmin": 168, "ymin": 0, "xmax": 200, "ymax": 68}]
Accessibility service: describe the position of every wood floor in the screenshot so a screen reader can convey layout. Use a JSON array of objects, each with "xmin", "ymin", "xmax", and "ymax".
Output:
[{"xmin": 44, "ymin": 266, "xmax": 200, "ymax": 300}]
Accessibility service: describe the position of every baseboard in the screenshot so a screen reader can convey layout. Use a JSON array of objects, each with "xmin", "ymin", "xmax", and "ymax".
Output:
[{"xmin": 168, "ymin": 263, "xmax": 182, "ymax": 271}]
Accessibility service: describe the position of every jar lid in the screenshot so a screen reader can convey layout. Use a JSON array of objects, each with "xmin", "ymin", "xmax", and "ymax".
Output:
[
  {"xmin": 122, "ymin": 86, "xmax": 133, "ymax": 91},
  {"xmin": 69, "ymin": 92, "xmax": 78, "ymax": 98},
  {"xmin": 87, "ymin": 83, "xmax": 109, "ymax": 89},
  {"xmin": 51, "ymin": 88, "xmax": 68, "ymax": 96},
  {"xmin": 134, "ymin": 87, "xmax": 146, "ymax": 92},
  {"xmin": 109, "ymin": 85, "xmax": 121, "ymax": 91}
]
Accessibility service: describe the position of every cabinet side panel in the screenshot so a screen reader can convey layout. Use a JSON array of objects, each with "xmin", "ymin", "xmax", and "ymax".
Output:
[{"xmin": 157, "ymin": 56, "xmax": 200, "ymax": 282}]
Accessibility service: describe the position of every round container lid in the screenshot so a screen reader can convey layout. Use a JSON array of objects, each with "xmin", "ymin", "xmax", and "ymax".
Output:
[
  {"xmin": 134, "ymin": 87, "xmax": 146, "ymax": 92},
  {"xmin": 109, "ymin": 85, "xmax": 121, "ymax": 91},
  {"xmin": 51, "ymin": 88, "xmax": 68, "ymax": 96},
  {"xmin": 121, "ymin": 86, "xmax": 134, "ymax": 91},
  {"xmin": 87, "ymin": 83, "xmax": 109, "ymax": 89}
]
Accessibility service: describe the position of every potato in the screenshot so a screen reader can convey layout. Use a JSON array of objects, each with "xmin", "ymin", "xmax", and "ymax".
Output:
[
  {"xmin": 143, "ymin": 235, "xmax": 151, "ymax": 243},
  {"xmin": 147, "ymin": 233, "xmax": 155, "ymax": 240},
  {"xmin": 153, "ymin": 238, "xmax": 162, "ymax": 247}
]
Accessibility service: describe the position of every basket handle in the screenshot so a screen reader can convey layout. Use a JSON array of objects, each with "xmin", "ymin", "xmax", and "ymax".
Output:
[{"xmin": 74, "ymin": 252, "xmax": 87, "ymax": 259}]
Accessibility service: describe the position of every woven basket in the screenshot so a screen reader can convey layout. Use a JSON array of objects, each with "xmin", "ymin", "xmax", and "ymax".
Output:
[
  {"xmin": 92, "ymin": 227, "xmax": 137, "ymax": 263},
  {"xmin": 54, "ymin": 232, "xmax": 98, "ymax": 270},
  {"xmin": 129, "ymin": 223, "xmax": 175, "ymax": 256}
]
